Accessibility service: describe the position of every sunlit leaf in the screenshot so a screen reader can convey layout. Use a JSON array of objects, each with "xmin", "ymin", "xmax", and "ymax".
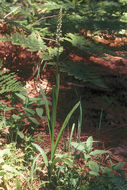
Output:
[
  {"xmin": 53, "ymin": 101, "xmax": 80, "ymax": 159},
  {"xmin": 32, "ymin": 143, "xmax": 48, "ymax": 167},
  {"xmin": 36, "ymin": 108, "xmax": 43, "ymax": 118},
  {"xmin": 86, "ymin": 136, "xmax": 93, "ymax": 152},
  {"xmin": 90, "ymin": 149, "xmax": 109, "ymax": 156},
  {"xmin": 88, "ymin": 161, "xmax": 99, "ymax": 173},
  {"xmin": 89, "ymin": 171, "xmax": 100, "ymax": 176}
]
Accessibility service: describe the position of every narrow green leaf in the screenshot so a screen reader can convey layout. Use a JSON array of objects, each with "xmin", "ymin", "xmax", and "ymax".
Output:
[
  {"xmin": 32, "ymin": 143, "xmax": 48, "ymax": 167},
  {"xmin": 51, "ymin": 87, "xmax": 56, "ymax": 139},
  {"xmin": 50, "ymin": 88, "xmax": 56, "ymax": 154},
  {"xmin": 53, "ymin": 101, "xmax": 80, "ymax": 159},
  {"xmin": 77, "ymin": 100, "xmax": 82, "ymax": 142},
  {"xmin": 39, "ymin": 86, "xmax": 50, "ymax": 120},
  {"xmin": 50, "ymin": 72, "xmax": 60, "ymax": 156},
  {"xmin": 51, "ymin": 72, "xmax": 60, "ymax": 128},
  {"xmin": 30, "ymin": 154, "xmax": 40, "ymax": 184},
  {"xmin": 69, "ymin": 123, "xmax": 75, "ymax": 150},
  {"xmin": 39, "ymin": 85, "xmax": 51, "ymax": 136},
  {"xmin": 55, "ymin": 72, "xmax": 60, "ymax": 104}
]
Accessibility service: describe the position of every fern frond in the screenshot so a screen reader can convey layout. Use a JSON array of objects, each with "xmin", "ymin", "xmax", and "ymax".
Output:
[
  {"xmin": 64, "ymin": 33, "xmax": 117, "ymax": 56},
  {"xmin": 40, "ymin": 1, "xmax": 61, "ymax": 10},
  {"xmin": 0, "ymin": 32, "xmax": 47, "ymax": 52},
  {"xmin": 60, "ymin": 61, "xmax": 108, "ymax": 89},
  {"xmin": 0, "ymin": 70, "xmax": 23, "ymax": 94},
  {"xmin": 112, "ymin": 176, "xmax": 127, "ymax": 190}
]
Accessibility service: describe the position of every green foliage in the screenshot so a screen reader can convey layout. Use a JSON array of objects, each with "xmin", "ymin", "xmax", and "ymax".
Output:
[
  {"xmin": 0, "ymin": 0, "xmax": 126, "ymax": 89},
  {"xmin": 89, "ymin": 161, "xmax": 127, "ymax": 190},
  {"xmin": 70, "ymin": 136, "xmax": 127, "ymax": 190},
  {"xmin": 32, "ymin": 8, "xmax": 80, "ymax": 184},
  {"xmin": 64, "ymin": 33, "xmax": 116, "ymax": 56},
  {"xmin": 0, "ymin": 32, "xmax": 47, "ymax": 52},
  {"xmin": 0, "ymin": 92, "xmax": 46, "ymax": 144},
  {"xmin": 15, "ymin": 91, "xmax": 46, "ymax": 126},
  {"xmin": 0, "ymin": 101, "xmax": 26, "ymax": 143},
  {"xmin": 33, "ymin": 135, "xmax": 127, "ymax": 190},
  {"xmin": 0, "ymin": 69, "xmax": 23, "ymax": 94},
  {"xmin": 71, "ymin": 136, "xmax": 109, "ymax": 162},
  {"xmin": 22, "ymin": 135, "xmax": 37, "ymax": 162},
  {"xmin": 0, "ymin": 60, "xmax": 23, "ymax": 99},
  {"xmin": 52, "ymin": 164, "xmax": 84, "ymax": 190},
  {"xmin": 0, "ymin": 143, "xmax": 26, "ymax": 189},
  {"xmin": 0, "ymin": 1, "xmax": 127, "ymax": 189},
  {"xmin": 1, "ymin": 0, "xmax": 127, "ymax": 36},
  {"xmin": 32, "ymin": 98, "xmax": 80, "ymax": 181},
  {"xmin": 60, "ymin": 61, "xmax": 109, "ymax": 89}
]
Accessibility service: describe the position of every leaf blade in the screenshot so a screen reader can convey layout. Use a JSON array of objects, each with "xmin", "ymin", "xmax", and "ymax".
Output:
[{"xmin": 32, "ymin": 143, "xmax": 48, "ymax": 167}]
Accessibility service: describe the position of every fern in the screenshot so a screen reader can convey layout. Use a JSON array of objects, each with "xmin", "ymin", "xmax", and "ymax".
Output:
[
  {"xmin": 40, "ymin": 1, "xmax": 61, "ymax": 10},
  {"xmin": 64, "ymin": 33, "xmax": 117, "ymax": 56},
  {"xmin": 111, "ymin": 176, "xmax": 127, "ymax": 190},
  {"xmin": 60, "ymin": 61, "xmax": 108, "ymax": 89},
  {"xmin": 0, "ymin": 32, "xmax": 47, "ymax": 52},
  {"xmin": 0, "ymin": 70, "xmax": 23, "ymax": 94},
  {"xmin": 0, "ymin": 0, "xmax": 126, "ymax": 91},
  {"xmin": 62, "ymin": 32, "xmax": 126, "ymax": 88}
]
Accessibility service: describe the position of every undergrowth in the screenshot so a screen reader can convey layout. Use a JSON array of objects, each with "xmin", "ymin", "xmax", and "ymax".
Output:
[{"xmin": 0, "ymin": 0, "xmax": 127, "ymax": 189}]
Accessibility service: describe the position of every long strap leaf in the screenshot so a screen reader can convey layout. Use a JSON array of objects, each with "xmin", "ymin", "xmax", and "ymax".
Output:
[
  {"xmin": 51, "ymin": 101, "xmax": 80, "ymax": 160},
  {"xmin": 51, "ymin": 87, "xmax": 56, "ymax": 151},
  {"xmin": 77, "ymin": 100, "xmax": 82, "ymax": 142},
  {"xmin": 51, "ymin": 73, "xmax": 60, "ymax": 148},
  {"xmin": 69, "ymin": 123, "xmax": 75, "ymax": 151},
  {"xmin": 39, "ymin": 85, "xmax": 52, "ymax": 138}
]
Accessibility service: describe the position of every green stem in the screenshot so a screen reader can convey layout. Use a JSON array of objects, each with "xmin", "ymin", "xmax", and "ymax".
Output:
[{"xmin": 51, "ymin": 47, "xmax": 60, "ymax": 161}]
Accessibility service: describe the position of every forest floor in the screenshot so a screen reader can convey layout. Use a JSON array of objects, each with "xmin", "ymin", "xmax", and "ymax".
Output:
[{"xmin": 0, "ymin": 25, "xmax": 127, "ymax": 181}]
